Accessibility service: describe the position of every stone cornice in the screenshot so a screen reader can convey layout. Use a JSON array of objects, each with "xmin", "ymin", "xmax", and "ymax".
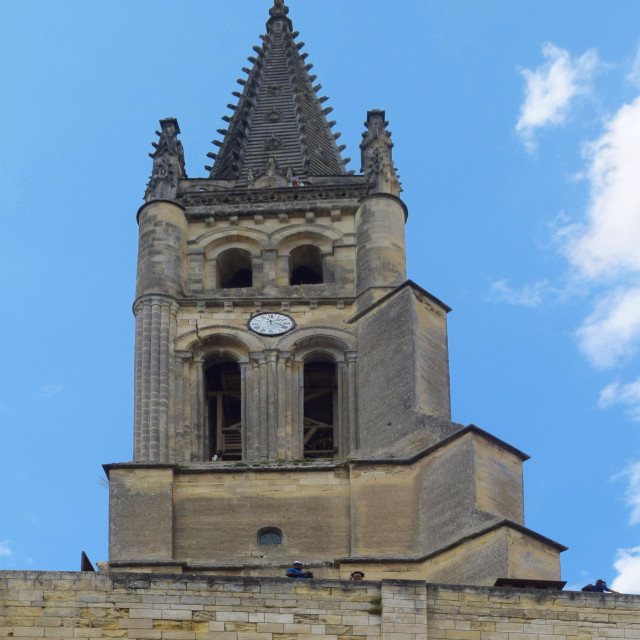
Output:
[
  {"xmin": 177, "ymin": 182, "xmax": 370, "ymax": 213},
  {"xmin": 336, "ymin": 518, "xmax": 568, "ymax": 561},
  {"xmin": 348, "ymin": 279, "xmax": 452, "ymax": 324}
]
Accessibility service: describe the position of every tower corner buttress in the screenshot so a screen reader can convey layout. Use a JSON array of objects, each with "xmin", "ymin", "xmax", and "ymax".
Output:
[{"xmin": 355, "ymin": 110, "xmax": 408, "ymax": 312}]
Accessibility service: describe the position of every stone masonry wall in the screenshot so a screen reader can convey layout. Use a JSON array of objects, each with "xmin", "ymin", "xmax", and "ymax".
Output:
[{"xmin": 1, "ymin": 571, "xmax": 638, "ymax": 640}]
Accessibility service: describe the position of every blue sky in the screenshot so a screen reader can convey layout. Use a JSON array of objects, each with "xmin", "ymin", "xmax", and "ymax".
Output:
[{"xmin": 1, "ymin": 0, "xmax": 639, "ymax": 592}]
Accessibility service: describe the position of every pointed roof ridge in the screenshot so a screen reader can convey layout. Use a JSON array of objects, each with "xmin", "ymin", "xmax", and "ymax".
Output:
[{"xmin": 208, "ymin": 2, "xmax": 348, "ymax": 184}]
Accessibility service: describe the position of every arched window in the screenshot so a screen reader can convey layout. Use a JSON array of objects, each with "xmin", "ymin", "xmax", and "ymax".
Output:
[
  {"xmin": 303, "ymin": 360, "xmax": 336, "ymax": 458},
  {"xmin": 257, "ymin": 527, "xmax": 283, "ymax": 546},
  {"xmin": 205, "ymin": 359, "xmax": 242, "ymax": 460},
  {"xmin": 290, "ymin": 245, "xmax": 323, "ymax": 285},
  {"xmin": 218, "ymin": 248, "xmax": 252, "ymax": 289}
]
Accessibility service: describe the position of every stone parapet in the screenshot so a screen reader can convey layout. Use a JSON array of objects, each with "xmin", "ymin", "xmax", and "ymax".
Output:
[{"xmin": 1, "ymin": 571, "xmax": 638, "ymax": 640}]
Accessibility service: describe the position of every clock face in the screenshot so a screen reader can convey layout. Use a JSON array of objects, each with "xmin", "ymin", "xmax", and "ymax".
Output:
[{"xmin": 248, "ymin": 312, "xmax": 295, "ymax": 336}]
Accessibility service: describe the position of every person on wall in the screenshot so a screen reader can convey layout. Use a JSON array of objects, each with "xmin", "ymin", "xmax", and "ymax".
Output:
[{"xmin": 285, "ymin": 561, "xmax": 313, "ymax": 578}]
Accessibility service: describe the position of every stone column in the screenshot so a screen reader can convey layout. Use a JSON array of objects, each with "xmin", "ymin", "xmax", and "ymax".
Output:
[
  {"xmin": 184, "ymin": 357, "xmax": 195, "ymax": 462},
  {"xmin": 346, "ymin": 352, "xmax": 358, "ymax": 453},
  {"xmin": 133, "ymin": 299, "xmax": 146, "ymax": 460},
  {"xmin": 247, "ymin": 355, "xmax": 263, "ymax": 461},
  {"xmin": 336, "ymin": 361, "xmax": 346, "ymax": 456},
  {"xmin": 276, "ymin": 352, "xmax": 288, "ymax": 459},
  {"xmin": 133, "ymin": 295, "xmax": 178, "ymax": 462},
  {"xmin": 133, "ymin": 196, "xmax": 187, "ymax": 462},
  {"xmin": 240, "ymin": 361, "xmax": 249, "ymax": 460},
  {"xmin": 295, "ymin": 359, "xmax": 305, "ymax": 459},
  {"xmin": 174, "ymin": 351, "xmax": 193, "ymax": 463},
  {"xmin": 258, "ymin": 354, "xmax": 269, "ymax": 459},
  {"xmin": 194, "ymin": 355, "xmax": 205, "ymax": 460},
  {"xmin": 266, "ymin": 349, "xmax": 279, "ymax": 459},
  {"xmin": 284, "ymin": 354, "xmax": 294, "ymax": 459}
]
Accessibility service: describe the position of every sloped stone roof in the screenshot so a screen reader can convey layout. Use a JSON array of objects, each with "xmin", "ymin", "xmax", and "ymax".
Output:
[{"xmin": 208, "ymin": 1, "xmax": 348, "ymax": 185}]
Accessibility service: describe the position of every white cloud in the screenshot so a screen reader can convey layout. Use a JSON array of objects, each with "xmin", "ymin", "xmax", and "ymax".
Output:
[
  {"xmin": 599, "ymin": 379, "xmax": 640, "ymax": 421},
  {"xmin": 564, "ymin": 96, "xmax": 640, "ymax": 280},
  {"xmin": 576, "ymin": 286, "xmax": 640, "ymax": 368},
  {"xmin": 40, "ymin": 384, "xmax": 63, "ymax": 398},
  {"xmin": 612, "ymin": 546, "xmax": 640, "ymax": 594},
  {"xmin": 552, "ymin": 83, "xmax": 640, "ymax": 403},
  {"xmin": 0, "ymin": 540, "xmax": 13, "ymax": 557},
  {"xmin": 516, "ymin": 43, "xmax": 599, "ymax": 151},
  {"xmin": 487, "ymin": 279, "xmax": 550, "ymax": 307}
]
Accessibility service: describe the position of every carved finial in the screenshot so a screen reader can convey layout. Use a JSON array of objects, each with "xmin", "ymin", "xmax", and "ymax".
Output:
[
  {"xmin": 267, "ymin": 0, "xmax": 292, "ymax": 32},
  {"xmin": 269, "ymin": 0, "xmax": 289, "ymax": 18},
  {"xmin": 145, "ymin": 118, "xmax": 187, "ymax": 202},
  {"xmin": 360, "ymin": 110, "xmax": 400, "ymax": 196}
]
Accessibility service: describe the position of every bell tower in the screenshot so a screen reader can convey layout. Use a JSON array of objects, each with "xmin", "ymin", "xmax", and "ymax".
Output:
[{"xmin": 105, "ymin": 1, "xmax": 566, "ymax": 584}]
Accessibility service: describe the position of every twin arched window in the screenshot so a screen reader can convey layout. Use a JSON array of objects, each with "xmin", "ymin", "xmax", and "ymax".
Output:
[
  {"xmin": 204, "ymin": 355, "xmax": 338, "ymax": 461},
  {"xmin": 214, "ymin": 244, "xmax": 325, "ymax": 289}
]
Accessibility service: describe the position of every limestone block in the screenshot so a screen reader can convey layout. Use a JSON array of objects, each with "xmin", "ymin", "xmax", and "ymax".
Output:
[
  {"xmin": 356, "ymin": 284, "xmax": 451, "ymax": 457},
  {"xmin": 108, "ymin": 468, "xmax": 174, "ymax": 562},
  {"xmin": 136, "ymin": 201, "xmax": 188, "ymax": 299}
]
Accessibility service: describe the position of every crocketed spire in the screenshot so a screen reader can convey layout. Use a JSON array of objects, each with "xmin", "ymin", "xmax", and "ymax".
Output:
[{"xmin": 207, "ymin": 1, "xmax": 348, "ymax": 185}]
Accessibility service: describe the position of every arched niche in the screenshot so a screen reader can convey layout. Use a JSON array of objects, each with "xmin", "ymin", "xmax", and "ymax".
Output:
[
  {"xmin": 290, "ymin": 244, "xmax": 323, "ymax": 285},
  {"xmin": 274, "ymin": 228, "xmax": 338, "ymax": 286},
  {"xmin": 204, "ymin": 353, "xmax": 242, "ymax": 460},
  {"xmin": 283, "ymin": 331, "xmax": 358, "ymax": 459},
  {"xmin": 176, "ymin": 332, "xmax": 257, "ymax": 463},
  {"xmin": 202, "ymin": 233, "xmax": 264, "ymax": 291},
  {"xmin": 302, "ymin": 354, "xmax": 337, "ymax": 459},
  {"xmin": 217, "ymin": 247, "xmax": 252, "ymax": 288}
]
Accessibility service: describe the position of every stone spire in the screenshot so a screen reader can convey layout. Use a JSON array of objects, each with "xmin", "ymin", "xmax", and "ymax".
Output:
[
  {"xmin": 207, "ymin": 1, "xmax": 348, "ymax": 185},
  {"xmin": 145, "ymin": 118, "xmax": 187, "ymax": 201},
  {"xmin": 360, "ymin": 110, "xmax": 401, "ymax": 196}
]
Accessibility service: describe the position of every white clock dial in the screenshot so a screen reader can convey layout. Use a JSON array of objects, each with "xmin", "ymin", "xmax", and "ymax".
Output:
[{"xmin": 248, "ymin": 312, "xmax": 295, "ymax": 336}]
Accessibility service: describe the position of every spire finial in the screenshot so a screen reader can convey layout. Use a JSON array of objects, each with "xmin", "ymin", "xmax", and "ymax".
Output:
[
  {"xmin": 269, "ymin": 0, "xmax": 289, "ymax": 18},
  {"xmin": 360, "ymin": 110, "xmax": 401, "ymax": 196},
  {"xmin": 267, "ymin": 0, "xmax": 292, "ymax": 31},
  {"xmin": 145, "ymin": 118, "xmax": 187, "ymax": 202}
]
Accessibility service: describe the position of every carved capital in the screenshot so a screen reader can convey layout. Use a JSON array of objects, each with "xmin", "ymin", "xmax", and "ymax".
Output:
[
  {"xmin": 250, "ymin": 352, "xmax": 267, "ymax": 367},
  {"xmin": 345, "ymin": 351, "xmax": 358, "ymax": 365}
]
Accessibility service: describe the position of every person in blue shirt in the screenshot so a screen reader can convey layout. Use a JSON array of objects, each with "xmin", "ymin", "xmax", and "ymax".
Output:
[
  {"xmin": 285, "ymin": 561, "xmax": 313, "ymax": 578},
  {"xmin": 592, "ymin": 579, "xmax": 619, "ymax": 593}
]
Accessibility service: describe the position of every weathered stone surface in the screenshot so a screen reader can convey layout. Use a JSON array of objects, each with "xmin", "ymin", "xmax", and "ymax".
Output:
[
  {"xmin": 2, "ymin": 572, "xmax": 636, "ymax": 640},
  {"xmin": 105, "ymin": 0, "xmax": 565, "ymax": 585}
]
